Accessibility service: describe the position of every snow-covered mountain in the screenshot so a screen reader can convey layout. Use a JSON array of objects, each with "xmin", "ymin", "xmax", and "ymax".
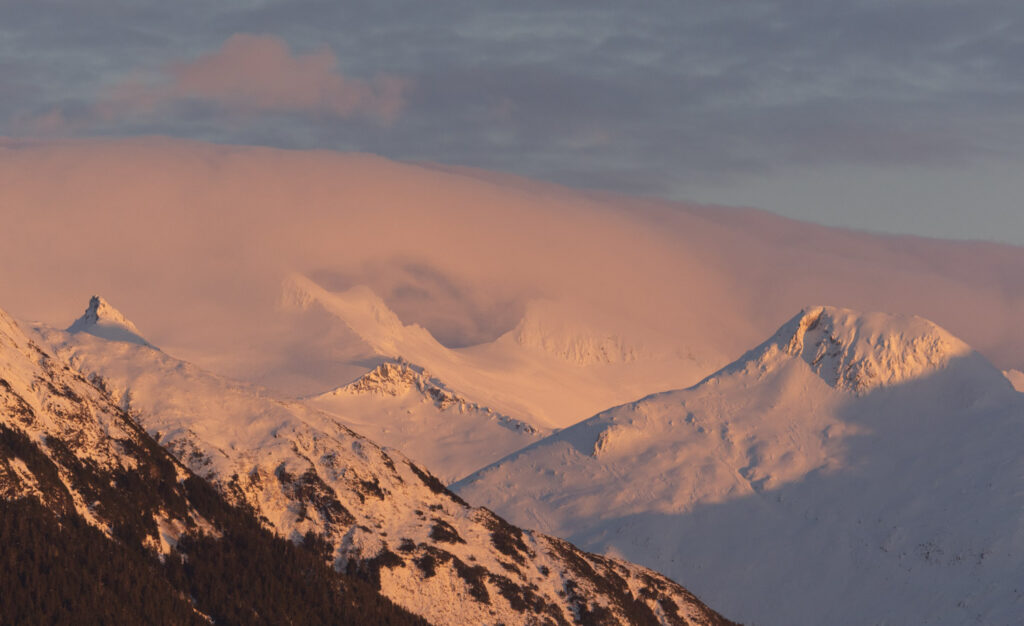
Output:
[
  {"xmin": 283, "ymin": 273, "xmax": 708, "ymax": 431},
  {"xmin": 0, "ymin": 305, "xmax": 196, "ymax": 541},
  {"xmin": 0, "ymin": 305, "xmax": 427, "ymax": 624},
  {"xmin": 309, "ymin": 360, "xmax": 545, "ymax": 483},
  {"xmin": 33, "ymin": 297, "xmax": 736, "ymax": 625},
  {"xmin": 456, "ymin": 306, "xmax": 1024, "ymax": 625}
]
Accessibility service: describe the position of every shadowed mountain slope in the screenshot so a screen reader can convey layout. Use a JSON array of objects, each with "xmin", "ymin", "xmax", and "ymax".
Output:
[{"xmin": 456, "ymin": 307, "xmax": 1024, "ymax": 625}]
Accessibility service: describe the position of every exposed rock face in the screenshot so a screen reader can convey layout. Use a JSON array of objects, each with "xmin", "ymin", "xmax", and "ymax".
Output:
[
  {"xmin": 67, "ymin": 296, "xmax": 151, "ymax": 346},
  {"xmin": 722, "ymin": 305, "xmax": 974, "ymax": 392},
  {"xmin": 325, "ymin": 360, "xmax": 538, "ymax": 434}
]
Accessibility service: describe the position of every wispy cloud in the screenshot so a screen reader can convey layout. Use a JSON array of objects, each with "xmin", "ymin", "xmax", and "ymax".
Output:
[{"xmin": 31, "ymin": 34, "xmax": 409, "ymax": 131}]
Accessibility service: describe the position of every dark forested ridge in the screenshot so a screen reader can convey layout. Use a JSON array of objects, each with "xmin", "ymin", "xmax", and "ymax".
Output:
[
  {"xmin": 0, "ymin": 390, "xmax": 427, "ymax": 625},
  {"xmin": 1, "ymin": 498, "xmax": 206, "ymax": 626},
  {"xmin": 0, "ymin": 466, "xmax": 427, "ymax": 626},
  {"xmin": 0, "ymin": 495, "xmax": 427, "ymax": 626}
]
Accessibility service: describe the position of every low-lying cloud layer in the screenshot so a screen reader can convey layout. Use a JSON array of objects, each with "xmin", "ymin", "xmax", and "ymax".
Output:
[{"xmin": 2, "ymin": 138, "xmax": 1024, "ymax": 389}]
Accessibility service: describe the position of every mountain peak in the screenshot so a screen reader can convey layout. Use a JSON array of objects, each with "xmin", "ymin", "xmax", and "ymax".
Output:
[
  {"xmin": 738, "ymin": 305, "xmax": 972, "ymax": 392},
  {"xmin": 67, "ymin": 296, "xmax": 149, "ymax": 345},
  {"xmin": 337, "ymin": 360, "xmax": 435, "ymax": 397},
  {"xmin": 70, "ymin": 296, "xmax": 136, "ymax": 330},
  {"xmin": 325, "ymin": 360, "xmax": 529, "ymax": 425}
]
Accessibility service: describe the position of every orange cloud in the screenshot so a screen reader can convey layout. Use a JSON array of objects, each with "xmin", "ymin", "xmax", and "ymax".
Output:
[{"xmin": 103, "ymin": 34, "xmax": 409, "ymax": 124}]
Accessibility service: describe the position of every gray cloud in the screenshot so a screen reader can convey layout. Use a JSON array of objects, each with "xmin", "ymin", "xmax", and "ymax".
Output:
[{"xmin": 4, "ymin": 1, "xmax": 1024, "ymax": 210}]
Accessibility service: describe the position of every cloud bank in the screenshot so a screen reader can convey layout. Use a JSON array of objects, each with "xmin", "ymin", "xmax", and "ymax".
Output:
[{"xmin": 2, "ymin": 138, "xmax": 1024, "ymax": 388}]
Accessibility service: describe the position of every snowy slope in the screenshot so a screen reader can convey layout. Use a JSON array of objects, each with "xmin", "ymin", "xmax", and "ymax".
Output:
[
  {"xmin": 456, "ymin": 306, "xmax": 1024, "ymax": 625},
  {"xmin": 36, "ymin": 297, "xmax": 736, "ymax": 626},
  {"xmin": 284, "ymin": 273, "xmax": 708, "ymax": 430},
  {"xmin": 308, "ymin": 360, "xmax": 546, "ymax": 483}
]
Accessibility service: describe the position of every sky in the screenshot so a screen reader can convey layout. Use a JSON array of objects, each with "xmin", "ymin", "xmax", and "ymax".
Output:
[{"xmin": 3, "ymin": 1, "xmax": 1024, "ymax": 244}]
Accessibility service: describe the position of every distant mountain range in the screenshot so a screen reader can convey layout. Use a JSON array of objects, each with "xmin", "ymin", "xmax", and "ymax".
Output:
[{"xmin": 5, "ymin": 137, "xmax": 1024, "ymax": 625}]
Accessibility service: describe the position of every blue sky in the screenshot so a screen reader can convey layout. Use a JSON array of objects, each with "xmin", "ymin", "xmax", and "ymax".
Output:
[{"xmin": 3, "ymin": 1, "xmax": 1023, "ymax": 243}]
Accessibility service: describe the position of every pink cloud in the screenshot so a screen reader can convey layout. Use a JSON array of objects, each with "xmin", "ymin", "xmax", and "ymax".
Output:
[{"xmin": 102, "ymin": 34, "xmax": 410, "ymax": 125}]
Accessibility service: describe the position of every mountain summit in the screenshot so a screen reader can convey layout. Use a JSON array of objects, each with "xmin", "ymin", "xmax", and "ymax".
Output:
[
  {"xmin": 67, "ymin": 296, "xmax": 150, "ymax": 346},
  {"xmin": 310, "ymin": 360, "xmax": 545, "ymax": 482},
  {"xmin": 721, "ymin": 305, "xmax": 975, "ymax": 392}
]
